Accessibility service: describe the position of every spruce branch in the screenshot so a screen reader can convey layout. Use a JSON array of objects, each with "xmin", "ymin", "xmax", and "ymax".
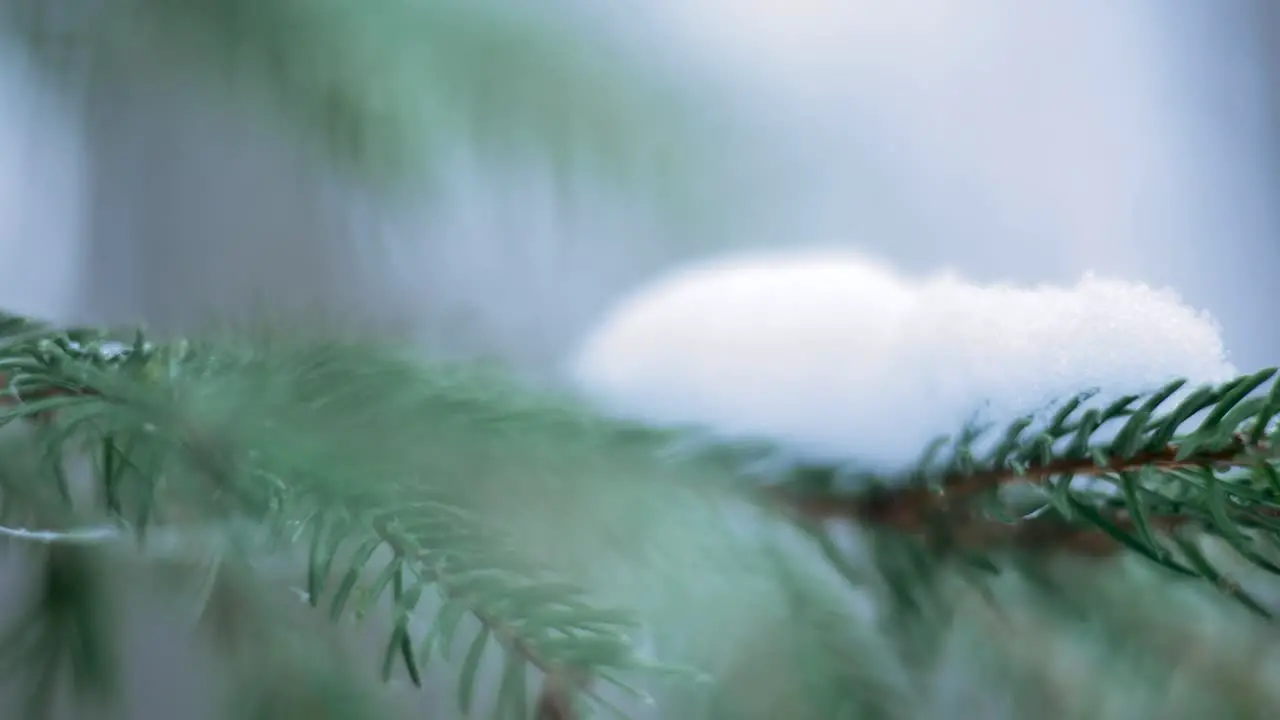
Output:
[
  {"xmin": 0, "ymin": 312, "xmax": 695, "ymax": 718},
  {"xmin": 5, "ymin": 309, "xmax": 1280, "ymax": 716},
  {"xmin": 771, "ymin": 432, "xmax": 1259, "ymax": 527},
  {"xmin": 765, "ymin": 368, "xmax": 1280, "ymax": 613},
  {"xmin": 770, "ymin": 435, "xmax": 1270, "ymax": 558}
]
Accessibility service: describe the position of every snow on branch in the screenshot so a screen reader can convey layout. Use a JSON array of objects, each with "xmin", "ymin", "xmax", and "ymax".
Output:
[{"xmin": 569, "ymin": 248, "xmax": 1236, "ymax": 471}]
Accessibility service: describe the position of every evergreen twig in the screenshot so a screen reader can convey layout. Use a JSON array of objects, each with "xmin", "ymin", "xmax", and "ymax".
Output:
[{"xmin": 0, "ymin": 311, "xmax": 1279, "ymax": 717}]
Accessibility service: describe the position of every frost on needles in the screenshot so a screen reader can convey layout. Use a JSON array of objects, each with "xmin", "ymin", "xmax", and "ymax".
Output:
[{"xmin": 0, "ymin": 251, "xmax": 1277, "ymax": 719}]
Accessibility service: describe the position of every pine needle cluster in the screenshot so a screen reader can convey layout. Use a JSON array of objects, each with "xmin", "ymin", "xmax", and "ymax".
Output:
[{"xmin": 0, "ymin": 311, "xmax": 1276, "ymax": 718}]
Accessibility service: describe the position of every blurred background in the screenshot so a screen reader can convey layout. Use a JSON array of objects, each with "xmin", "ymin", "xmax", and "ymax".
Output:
[{"xmin": 1, "ymin": 0, "xmax": 1278, "ymax": 378}]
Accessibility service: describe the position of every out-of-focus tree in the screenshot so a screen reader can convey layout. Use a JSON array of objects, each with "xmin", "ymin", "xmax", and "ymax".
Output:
[{"xmin": 0, "ymin": 0, "xmax": 736, "ymax": 373}]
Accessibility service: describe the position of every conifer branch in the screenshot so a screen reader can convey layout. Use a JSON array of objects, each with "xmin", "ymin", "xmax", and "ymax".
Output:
[
  {"xmin": 768, "ymin": 434, "xmax": 1275, "ymax": 558},
  {"xmin": 0, "ymin": 314, "xmax": 665, "ymax": 717},
  {"xmin": 2, "ymin": 309, "xmax": 1279, "ymax": 715},
  {"xmin": 534, "ymin": 671, "xmax": 586, "ymax": 720},
  {"xmin": 765, "ymin": 369, "xmax": 1280, "ymax": 613},
  {"xmin": 771, "ymin": 434, "xmax": 1260, "ymax": 526}
]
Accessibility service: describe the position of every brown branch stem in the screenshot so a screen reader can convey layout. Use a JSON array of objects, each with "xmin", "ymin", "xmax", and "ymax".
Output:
[
  {"xmin": 766, "ymin": 435, "xmax": 1276, "ymax": 557},
  {"xmin": 772, "ymin": 438, "xmax": 1255, "ymax": 525}
]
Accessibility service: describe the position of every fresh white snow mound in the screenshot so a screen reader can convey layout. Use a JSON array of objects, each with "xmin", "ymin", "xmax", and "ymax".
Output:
[{"xmin": 569, "ymin": 248, "xmax": 1236, "ymax": 470}]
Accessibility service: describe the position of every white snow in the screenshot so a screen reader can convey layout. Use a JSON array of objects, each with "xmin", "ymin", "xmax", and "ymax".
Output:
[{"xmin": 568, "ymin": 248, "xmax": 1236, "ymax": 471}]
